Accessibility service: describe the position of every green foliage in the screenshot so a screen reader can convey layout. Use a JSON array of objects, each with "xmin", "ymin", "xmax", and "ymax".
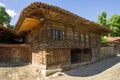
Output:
[
  {"xmin": 107, "ymin": 14, "xmax": 120, "ymax": 37},
  {"xmin": 0, "ymin": 5, "xmax": 14, "ymax": 30},
  {"xmin": 98, "ymin": 11, "xmax": 107, "ymax": 26},
  {"xmin": 98, "ymin": 12, "xmax": 120, "ymax": 37},
  {"xmin": 8, "ymin": 24, "xmax": 14, "ymax": 30},
  {"xmin": 101, "ymin": 36, "xmax": 108, "ymax": 43},
  {"xmin": 0, "ymin": 6, "xmax": 11, "ymax": 25}
]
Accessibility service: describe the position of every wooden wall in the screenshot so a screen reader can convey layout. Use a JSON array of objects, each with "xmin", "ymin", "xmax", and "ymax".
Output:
[
  {"xmin": 47, "ymin": 48, "xmax": 71, "ymax": 68},
  {"xmin": 44, "ymin": 21, "xmax": 101, "ymax": 49},
  {"xmin": 25, "ymin": 22, "xmax": 47, "ymax": 65},
  {"xmin": 24, "ymin": 20, "xmax": 101, "ymax": 68},
  {"xmin": 0, "ymin": 44, "xmax": 31, "ymax": 63}
]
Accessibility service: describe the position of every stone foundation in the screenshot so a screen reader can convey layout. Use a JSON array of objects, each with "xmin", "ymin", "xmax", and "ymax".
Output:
[{"xmin": 100, "ymin": 46, "xmax": 117, "ymax": 58}]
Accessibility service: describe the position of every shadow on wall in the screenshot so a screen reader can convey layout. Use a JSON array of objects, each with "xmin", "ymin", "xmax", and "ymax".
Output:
[{"xmin": 65, "ymin": 55, "xmax": 120, "ymax": 77}]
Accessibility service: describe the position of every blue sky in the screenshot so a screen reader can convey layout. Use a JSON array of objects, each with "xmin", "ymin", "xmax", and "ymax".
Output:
[{"xmin": 0, "ymin": 0, "xmax": 120, "ymax": 25}]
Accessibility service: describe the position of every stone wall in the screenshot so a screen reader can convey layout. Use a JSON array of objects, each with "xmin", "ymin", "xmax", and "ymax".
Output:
[
  {"xmin": 115, "ymin": 43, "xmax": 120, "ymax": 54},
  {"xmin": 100, "ymin": 46, "xmax": 117, "ymax": 58}
]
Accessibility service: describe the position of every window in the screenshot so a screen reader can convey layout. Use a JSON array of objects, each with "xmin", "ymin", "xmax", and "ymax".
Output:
[
  {"xmin": 52, "ymin": 30, "xmax": 56, "ymax": 41},
  {"xmin": 85, "ymin": 35, "xmax": 89, "ymax": 42},
  {"xmin": 52, "ymin": 29, "xmax": 64, "ymax": 41},
  {"xmin": 60, "ymin": 31, "xmax": 64, "ymax": 41},
  {"xmin": 80, "ymin": 34, "xmax": 84, "ymax": 42}
]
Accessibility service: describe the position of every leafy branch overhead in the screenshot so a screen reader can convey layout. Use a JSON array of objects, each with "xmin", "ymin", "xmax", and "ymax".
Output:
[
  {"xmin": 0, "ymin": 6, "xmax": 11, "ymax": 24},
  {"xmin": 98, "ymin": 11, "xmax": 107, "ymax": 26},
  {"xmin": 98, "ymin": 12, "xmax": 120, "ymax": 37},
  {"xmin": 0, "ymin": 5, "xmax": 14, "ymax": 30}
]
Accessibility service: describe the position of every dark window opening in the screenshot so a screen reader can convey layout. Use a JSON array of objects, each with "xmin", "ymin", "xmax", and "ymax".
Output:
[
  {"xmin": 71, "ymin": 49, "xmax": 82, "ymax": 63},
  {"xmin": 52, "ymin": 29, "xmax": 64, "ymax": 41},
  {"xmin": 71, "ymin": 48, "xmax": 92, "ymax": 63}
]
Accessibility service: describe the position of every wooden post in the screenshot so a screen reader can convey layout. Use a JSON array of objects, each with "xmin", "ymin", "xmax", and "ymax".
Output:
[
  {"xmin": 88, "ymin": 32, "xmax": 91, "ymax": 47},
  {"xmin": 73, "ymin": 27, "xmax": 75, "ymax": 45},
  {"xmin": 45, "ymin": 22, "xmax": 48, "ymax": 44},
  {"xmin": 49, "ymin": 22, "xmax": 52, "ymax": 45},
  {"xmin": 46, "ymin": 53, "xmax": 50, "ymax": 69},
  {"xmin": 82, "ymin": 48, "xmax": 84, "ymax": 62},
  {"xmin": 84, "ymin": 31, "xmax": 86, "ymax": 47},
  {"xmin": 64, "ymin": 25, "xmax": 67, "ymax": 43}
]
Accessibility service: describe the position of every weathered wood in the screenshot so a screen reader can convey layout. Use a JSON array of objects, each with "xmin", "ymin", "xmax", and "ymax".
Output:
[
  {"xmin": 15, "ymin": 2, "xmax": 112, "ymax": 34},
  {"xmin": 47, "ymin": 48, "xmax": 71, "ymax": 68},
  {"xmin": 0, "ymin": 44, "xmax": 31, "ymax": 63},
  {"xmin": 13, "ymin": 2, "xmax": 111, "ymax": 71}
]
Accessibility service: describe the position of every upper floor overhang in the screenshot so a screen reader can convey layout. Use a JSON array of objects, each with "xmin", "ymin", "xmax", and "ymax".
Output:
[{"xmin": 15, "ymin": 2, "xmax": 112, "ymax": 34}]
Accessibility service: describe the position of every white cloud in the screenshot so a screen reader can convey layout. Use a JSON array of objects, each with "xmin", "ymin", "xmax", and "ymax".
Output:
[
  {"xmin": 6, "ymin": 9, "xmax": 18, "ymax": 17},
  {"xmin": 0, "ymin": 2, "xmax": 6, "ymax": 7},
  {"xmin": 0, "ymin": 2, "xmax": 18, "ymax": 18}
]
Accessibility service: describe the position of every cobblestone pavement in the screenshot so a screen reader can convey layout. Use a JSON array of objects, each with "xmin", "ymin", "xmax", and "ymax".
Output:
[
  {"xmin": 0, "ymin": 55, "xmax": 120, "ymax": 80},
  {"xmin": 49, "ymin": 55, "xmax": 120, "ymax": 80}
]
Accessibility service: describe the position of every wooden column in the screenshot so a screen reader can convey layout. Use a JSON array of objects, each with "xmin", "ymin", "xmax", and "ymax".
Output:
[
  {"xmin": 88, "ymin": 32, "xmax": 91, "ymax": 47},
  {"xmin": 50, "ymin": 22, "xmax": 53, "ymax": 44},
  {"xmin": 45, "ymin": 22, "xmax": 48, "ymax": 44},
  {"xmin": 64, "ymin": 25, "xmax": 67, "ymax": 43},
  {"xmin": 83, "ymin": 31, "xmax": 85, "ymax": 47},
  {"xmin": 79, "ymin": 32, "xmax": 80, "ymax": 46},
  {"xmin": 73, "ymin": 27, "xmax": 75, "ymax": 45}
]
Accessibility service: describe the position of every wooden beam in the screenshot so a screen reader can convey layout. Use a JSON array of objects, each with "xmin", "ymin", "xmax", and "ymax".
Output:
[{"xmin": 0, "ymin": 30, "xmax": 7, "ymax": 34}]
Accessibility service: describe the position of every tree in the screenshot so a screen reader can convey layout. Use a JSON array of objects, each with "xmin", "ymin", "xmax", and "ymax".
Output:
[
  {"xmin": 0, "ymin": 5, "xmax": 14, "ymax": 30},
  {"xmin": 97, "ymin": 12, "xmax": 120, "ymax": 37},
  {"xmin": 8, "ymin": 24, "xmax": 14, "ymax": 30},
  {"xmin": 98, "ymin": 12, "xmax": 108, "ymax": 43},
  {"xmin": 98, "ymin": 11, "xmax": 107, "ymax": 26},
  {"xmin": 108, "ymin": 14, "xmax": 120, "ymax": 36},
  {"xmin": 0, "ymin": 6, "xmax": 11, "ymax": 25}
]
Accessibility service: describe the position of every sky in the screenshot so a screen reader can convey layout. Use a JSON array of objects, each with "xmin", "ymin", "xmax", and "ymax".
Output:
[{"xmin": 0, "ymin": 0, "xmax": 120, "ymax": 25}]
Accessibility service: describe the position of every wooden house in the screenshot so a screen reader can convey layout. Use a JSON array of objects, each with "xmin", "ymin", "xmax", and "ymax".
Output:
[{"xmin": 15, "ymin": 2, "xmax": 111, "ymax": 76}]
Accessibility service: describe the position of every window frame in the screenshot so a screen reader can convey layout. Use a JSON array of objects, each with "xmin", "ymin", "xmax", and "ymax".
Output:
[
  {"xmin": 80, "ymin": 33, "xmax": 85, "ymax": 42},
  {"xmin": 52, "ymin": 29, "xmax": 65, "ymax": 42},
  {"xmin": 85, "ymin": 34, "xmax": 89, "ymax": 42}
]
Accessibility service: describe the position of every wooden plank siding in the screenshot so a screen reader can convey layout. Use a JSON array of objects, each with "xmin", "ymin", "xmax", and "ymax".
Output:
[
  {"xmin": 23, "ymin": 20, "xmax": 101, "ymax": 68},
  {"xmin": 47, "ymin": 48, "xmax": 71, "ymax": 68},
  {"xmin": 0, "ymin": 44, "xmax": 31, "ymax": 63},
  {"xmin": 14, "ymin": 2, "xmax": 111, "ymax": 73},
  {"xmin": 45, "ymin": 21, "xmax": 101, "ymax": 49}
]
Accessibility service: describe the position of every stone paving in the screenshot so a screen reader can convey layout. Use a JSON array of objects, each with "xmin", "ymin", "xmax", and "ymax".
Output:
[
  {"xmin": 48, "ymin": 55, "xmax": 120, "ymax": 80},
  {"xmin": 0, "ymin": 55, "xmax": 120, "ymax": 80}
]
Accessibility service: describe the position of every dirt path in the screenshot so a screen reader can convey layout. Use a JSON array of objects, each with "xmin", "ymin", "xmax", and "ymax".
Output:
[{"xmin": 49, "ymin": 55, "xmax": 120, "ymax": 80}]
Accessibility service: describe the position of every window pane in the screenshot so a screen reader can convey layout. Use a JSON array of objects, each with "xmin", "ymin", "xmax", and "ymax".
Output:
[
  {"xmin": 55, "ymin": 30, "xmax": 59, "ymax": 41},
  {"xmin": 86, "ymin": 35, "xmax": 89, "ymax": 42},
  {"xmin": 60, "ymin": 31, "xmax": 64, "ymax": 41},
  {"xmin": 81, "ymin": 34, "xmax": 84, "ymax": 41},
  {"xmin": 62, "ymin": 31, "xmax": 64, "ymax": 41},
  {"xmin": 52, "ymin": 30, "xmax": 56, "ymax": 41},
  {"xmin": 52, "ymin": 29, "xmax": 65, "ymax": 41}
]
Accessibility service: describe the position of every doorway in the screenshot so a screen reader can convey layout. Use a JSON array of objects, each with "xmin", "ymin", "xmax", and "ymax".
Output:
[
  {"xmin": 71, "ymin": 48, "xmax": 82, "ymax": 63},
  {"xmin": 71, "ymin": 48, "xmax": 92, "ymax": 63}
]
